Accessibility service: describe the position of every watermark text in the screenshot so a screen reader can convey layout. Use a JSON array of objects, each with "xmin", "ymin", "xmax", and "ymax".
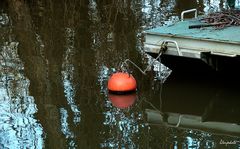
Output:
[{"xmin": 220, "ymin": 139, "xmax": 240, "ymax": 146}]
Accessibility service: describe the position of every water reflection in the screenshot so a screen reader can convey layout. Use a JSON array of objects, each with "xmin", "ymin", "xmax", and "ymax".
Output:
[
  {"xmin": 142, "ymin": 0, "xmax": 177, "ymax": 28},
  {"xmin": 60, "ymin": 108, "xmax": 76, "ymax": 148},
  {"xmin": 0, "ymin": 13, "xmax": 9, "ymax": 26},
  {"xmin": 146, "ymin": 109, "xmax": 240, "ymax": 148},
  {"xmin": 101, "ymin": 96, "xmax": 146, "ymax": 148},
  {"xmin": 1, "ymin": 0, "xmax": 240, "ymax": 148},
  {"xmin": 0, "ymin": 12, "xmax": 44, "ymax": 148},
  {"xmin": 62, "ymin": 27, "xmax": 81, "ymax": 124},
  {"xmin": 98, "ymin": 66, "xmax": 148, "ymax": 148},
  {"xmin": 108, "ymin": 94, "xmax": 137, "ymax": 109},
  {"xmin": 203, "ymin": 0, "xmax": 225, "ymax": 13},
  {"xmin": 59, "ymin": 27, "xmax": 81, "ymax": 148}
]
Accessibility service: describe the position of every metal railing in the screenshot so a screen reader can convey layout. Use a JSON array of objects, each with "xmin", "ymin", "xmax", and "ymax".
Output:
[{"xmin": 181, "ymin": 8, "xmax": 198, "ymax": 21}]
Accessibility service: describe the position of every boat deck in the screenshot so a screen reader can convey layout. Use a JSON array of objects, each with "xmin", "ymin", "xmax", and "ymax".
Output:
[{"xmin": 144, "ymin": 18, "xmax": 240, "ymax": 59}]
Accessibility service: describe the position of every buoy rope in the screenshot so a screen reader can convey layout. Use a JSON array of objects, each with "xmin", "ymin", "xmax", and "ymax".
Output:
[{"xmin": 120, "ymin": 42, "xmax": 167, "ymax": 75}]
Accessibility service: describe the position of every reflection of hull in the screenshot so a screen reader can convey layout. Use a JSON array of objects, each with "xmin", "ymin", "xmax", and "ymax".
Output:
[
  {"xmin": 161, "ymin": 90, "xmax": 240, "ymax": 124},
  {"xmin": 159, "ymin": 73, "xmax": 240, "ymax": 124},
  {"xmin": 161, "ymin": 77, "xmax": 215, "ymax": 117},
  {"xmin": 202, "ymin": 98, "xmax": 240, "ymax": 124},
  {"xmin": 108, "ymin": 93, "xmax": 137, "ymax": 109},
  {"xmin": 146, "ymin": 109, "xmax": 240, "ymax": 137}
]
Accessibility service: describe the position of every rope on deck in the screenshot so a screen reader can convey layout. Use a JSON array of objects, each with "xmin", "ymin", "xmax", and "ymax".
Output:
[
  {"xmin": 202, "ymin": 9, "xmax": 240, "ymax": 28},
  {"xmin": 191, "ymin": 9, "xmax": 240, "ymax": 29}
]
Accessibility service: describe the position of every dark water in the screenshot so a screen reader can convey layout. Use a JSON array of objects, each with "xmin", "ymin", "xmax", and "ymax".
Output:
[{"xmin": 0, "ymin": 0, "xmax": 240, "ymax": 148}]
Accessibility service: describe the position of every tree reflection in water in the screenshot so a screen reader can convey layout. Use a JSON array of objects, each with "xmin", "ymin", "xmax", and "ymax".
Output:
[
  {"xmin": 60, "ymin": 27, "xmax": 81, "ymax": 148},
  {"xmin": 60, "ymin": 108, "xmax": 76, "ymax": 148},
  {"xmin": 62, "ymin": 27, "xmax": 81, "ymax": 124},
  {"xmin": 0, "ymin": 12, "xmax": 44, "ymax": 148},
  {"xmin": 98, "ymin": 66, "xmax": 148, "ymax": 148},
  {"xmin": 1, "ymin": 0, "xmax": 240, "ymax": 148},
  {"xmin": 142, "ymin": 0, "xmax": 177, "ymax": 28}
]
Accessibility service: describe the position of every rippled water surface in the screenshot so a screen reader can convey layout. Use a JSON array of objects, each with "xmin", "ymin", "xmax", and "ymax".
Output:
[{"xmin": 1, "ymin": 0, "xmax": 240, "ymax": 148}]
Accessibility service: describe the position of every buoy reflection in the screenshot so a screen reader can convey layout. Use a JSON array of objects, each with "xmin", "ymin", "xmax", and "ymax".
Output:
[{"xmin": 108, "ymin": 93, "xmax": 137, "ymax": 109}]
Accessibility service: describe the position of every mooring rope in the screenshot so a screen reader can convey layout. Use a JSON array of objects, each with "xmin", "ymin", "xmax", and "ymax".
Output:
[{"xmin": 119, "ymin": 41, "xmax": 167, "ymax": 75}]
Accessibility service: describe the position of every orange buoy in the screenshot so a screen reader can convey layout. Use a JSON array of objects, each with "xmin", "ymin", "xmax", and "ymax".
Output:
[
  {"xmin": 108, "ymin": 93, "xmax": 137, "ymax": 109},
  {"xmin": 107, "ymin": 72, "xmax": 137, "ymax": 93}
]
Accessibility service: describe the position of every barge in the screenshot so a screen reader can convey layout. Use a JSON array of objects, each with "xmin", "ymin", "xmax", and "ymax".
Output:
[{"xmin": 144, "ymin": 9, "xmax": 240, "ymax": 64}]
